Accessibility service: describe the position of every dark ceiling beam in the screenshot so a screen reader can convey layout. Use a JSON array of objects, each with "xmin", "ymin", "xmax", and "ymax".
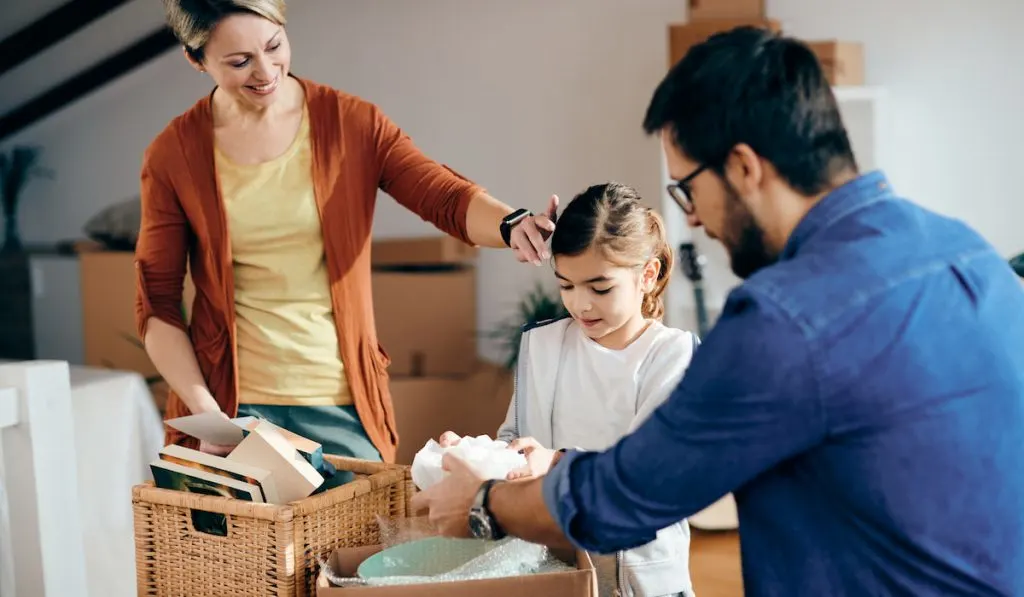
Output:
[
  {"xmin": 0, "ymin": 0, "xmax": 136, "ymax": 77},
  {"xmin": 0, "ymin": 27, "xmax": 178, "ymax": 141}
]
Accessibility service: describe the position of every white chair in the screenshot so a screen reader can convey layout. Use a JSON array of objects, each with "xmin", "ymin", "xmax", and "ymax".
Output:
[{"xmin": 0, "ymin": 361, "xmax": 88, "ymax": 597}]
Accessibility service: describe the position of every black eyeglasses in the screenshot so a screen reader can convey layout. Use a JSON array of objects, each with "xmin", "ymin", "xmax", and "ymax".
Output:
[{"xmin": 666, "ymin": 164, "xmax": 708, "ymax": 215}]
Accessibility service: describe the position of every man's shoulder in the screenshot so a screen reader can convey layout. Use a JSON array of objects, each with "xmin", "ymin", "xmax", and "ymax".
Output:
[{"xmin": 744, "ymin": 197, "xmax": 1000, "ymax": 336}]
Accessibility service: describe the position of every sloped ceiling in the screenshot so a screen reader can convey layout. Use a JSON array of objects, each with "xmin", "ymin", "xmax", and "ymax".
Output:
[
  {"xmin": 0, "ymin": 0, "xmax": 69, "ymax": 40},
  {"xmin": 0, "ymin": 0, "xmax": 172, "ymax": 140}
]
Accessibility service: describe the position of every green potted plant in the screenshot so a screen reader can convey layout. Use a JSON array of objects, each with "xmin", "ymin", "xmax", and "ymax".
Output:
[
  {"xmin": 486, "ymin": 282, "xmax": 568, "ymax": 370},
  {"xmin": 0, "ymin": 145, "xmax": 55, "ymax": 252}
]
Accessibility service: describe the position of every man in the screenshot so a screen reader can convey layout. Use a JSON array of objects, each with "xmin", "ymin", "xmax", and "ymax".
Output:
[{"xmin": 412, "ymin": 26, "xmax": 1024, "ymax": 596}]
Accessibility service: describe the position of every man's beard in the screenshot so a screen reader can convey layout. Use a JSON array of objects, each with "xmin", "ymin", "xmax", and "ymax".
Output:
[{"xmin": 723, "ymin": 183, "xmax": 777, "ymax": 279}]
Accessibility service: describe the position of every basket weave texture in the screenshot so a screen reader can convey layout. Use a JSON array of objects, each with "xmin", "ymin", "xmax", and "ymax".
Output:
[{"xmin": 132, "ymin": 455, "xmax": 414, "ymax": 597}]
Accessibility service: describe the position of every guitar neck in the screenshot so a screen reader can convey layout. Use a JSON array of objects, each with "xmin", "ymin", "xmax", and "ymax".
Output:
[{"xmin": 691, "ymin": 285, "xmax": 710, "ymax": 338}]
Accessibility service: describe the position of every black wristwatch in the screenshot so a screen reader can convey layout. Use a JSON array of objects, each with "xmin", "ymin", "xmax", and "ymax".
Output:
[
  {"xmin": 468, "ymin": 479, "xmax": 506, "ymax": 540},
  {"xmin": 500, "ymin": 208, "xmax": 532, "ymax": 247}
]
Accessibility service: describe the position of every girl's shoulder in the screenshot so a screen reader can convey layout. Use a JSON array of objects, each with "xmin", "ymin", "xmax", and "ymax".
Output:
[
  {"xmin": 644, "ymin": 321, "xmax": 700, "ymax": 362},
  {"xmin": 521, "ymin": 313, "xmax": 574, "ymax": 337}
]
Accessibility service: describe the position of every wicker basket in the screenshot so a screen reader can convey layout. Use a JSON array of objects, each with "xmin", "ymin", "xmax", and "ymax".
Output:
[{"xmin": 132, "ymin": 455, "xmax": 414, "ymax": 597}]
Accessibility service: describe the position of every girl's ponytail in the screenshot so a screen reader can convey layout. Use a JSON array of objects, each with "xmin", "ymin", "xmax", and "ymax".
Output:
[{"xmin": 641, "ymin": 209, "xmax": 674, "ymax": 320}]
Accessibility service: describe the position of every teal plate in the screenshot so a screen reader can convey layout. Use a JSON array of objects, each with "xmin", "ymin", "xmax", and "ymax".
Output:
[{"xmin": 357, "ymin": 537, "xmax": 500, "ymax": 580}]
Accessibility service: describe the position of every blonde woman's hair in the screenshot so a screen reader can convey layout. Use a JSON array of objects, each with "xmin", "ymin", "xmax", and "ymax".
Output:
[
  {"xmin": 163, "ymin": 0, "xmax": 287, "ymax": 62},
  {"xmin": 550, "ymin": 182, "xmax": 675, "ymax": 320}
]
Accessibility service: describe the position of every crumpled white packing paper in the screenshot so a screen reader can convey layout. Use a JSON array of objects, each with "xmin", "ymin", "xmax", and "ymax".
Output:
[{"xmin": 411, "ymin": 435, "xmax": 527, "ymax": 490}]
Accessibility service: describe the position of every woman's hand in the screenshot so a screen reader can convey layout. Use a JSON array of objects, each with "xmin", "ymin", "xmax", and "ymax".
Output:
[
  {"xmin": 199, "ymin": 441, "xmax": 236, "ymax": 456},
  {"xmin": 506, "ymin": 437, "xmax": 558, "ymax": 480},
  {"xmin": 510, "ymin": 195, "xmax": 559, "ymax": 265},
  {"xmin": 198, "ymin": 410, "xmax": 237, "ymax": 456}
]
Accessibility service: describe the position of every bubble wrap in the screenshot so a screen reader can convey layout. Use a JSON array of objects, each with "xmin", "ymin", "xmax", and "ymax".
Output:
[
  {"xmin": 363, "ymin": 538, "xmax": 572, "ymax": 586},
  {"xmin": 410, "ymin": 435, "xmax": 526, "ymax": 490},
  {"xmin": 319, "ymin": 519, "xmax": 575, "ymax": 588},
  {"xmin": 376, "ymin": 515, "xmax": 438, "ymax": 549}
]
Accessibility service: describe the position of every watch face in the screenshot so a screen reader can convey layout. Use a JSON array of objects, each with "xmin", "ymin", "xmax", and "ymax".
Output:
[
  {"xmin": 503, "ymin": 209, "xmax": 530, "ymax": 225},
  {"xmin": 468, "ymin": 508, "xmax": 492, "ymax": 540}
]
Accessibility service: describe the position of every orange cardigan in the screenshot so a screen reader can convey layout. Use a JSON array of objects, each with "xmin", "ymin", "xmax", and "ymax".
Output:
[{"xmin": 134, "ymin": 76, "xmax": 484, "ymax": 463}]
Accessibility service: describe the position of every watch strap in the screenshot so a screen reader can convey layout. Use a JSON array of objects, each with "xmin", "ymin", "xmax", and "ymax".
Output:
[
  {"xmin": 481, "ymin": 479, "xmax": 507, "ymax": 540},
  {"xmin": 500, "ymin": 208, "xmax": 532, "ymax": 247}
]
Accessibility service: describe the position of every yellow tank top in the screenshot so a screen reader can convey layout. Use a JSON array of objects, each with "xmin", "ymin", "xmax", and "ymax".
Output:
[{"xmin": 215, "ymin": 108, "xmax": 351, "ymax": 406}]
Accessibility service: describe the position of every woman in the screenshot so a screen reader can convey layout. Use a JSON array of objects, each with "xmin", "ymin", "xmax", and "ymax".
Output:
[{"xmin": 135, "ymin": 0, "xmax": 556, "ymax": 479}]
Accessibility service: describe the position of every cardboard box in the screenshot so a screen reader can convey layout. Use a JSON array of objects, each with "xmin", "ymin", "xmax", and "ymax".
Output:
[
  {"xmin": 316, "ymin": 544, "xmax": 597, "ymax": 596},
  {"xmin": 668, "ymin": 19, "xmax": 782, "ymax": 68},
  {"xmin": 372, "ymin": 267, "xmax": 476, "ymax": 377},
  {"xmin": 79, "ymin": 250, "xmax": 194, "ymax": 411},
  {"xmin": 372, "ymin": 236, "xmax": 476, "ymax": 267},
  {"xmin": 81, "ymin": 251, "xmax": 155, "ymax": 375},
  {"xmin": 807, "ymin": 40, "xmax": 865, "ymax": 86},
  {"xmin": 371, "ymin": 235, "xmax": 479, "ymax": 376},
  {"xmin": 688, "ymin": 0, "xmax": 764, "ymax": 21},
  {"xmin": 390, "ymin": 362, "xmax": 513, "ymax": 465}
]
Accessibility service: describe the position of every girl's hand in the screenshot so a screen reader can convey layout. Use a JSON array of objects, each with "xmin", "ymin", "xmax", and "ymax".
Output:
[
  {"xmin": 510, "ymin": 195, "xmax": 559, "ymax": 265},
  {"xmin": 438, "ymin": 431, "xmax": 462, "ymax": 448},
  {"xmin": 506, "ymin": 437, "xmax": 557, "ymax": 480},
  {"xmin": 508, "ymin": 437, "xmax": 543, "ymax": 453}
]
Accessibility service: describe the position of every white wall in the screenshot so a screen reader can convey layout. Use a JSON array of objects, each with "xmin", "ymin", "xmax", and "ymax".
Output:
[
  {"xmin": 769, "ymin": 0, "xmax": 1024, "ymax": 258},
  {"xmin": 4, "ymin": 0, "xmax": 1022, "ymax": 362},
  {"xmin": 0, "ymin": 0, "xmax": 66, "ymax": 40}
]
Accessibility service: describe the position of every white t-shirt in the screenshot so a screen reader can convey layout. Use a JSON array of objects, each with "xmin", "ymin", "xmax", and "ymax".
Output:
[{"xmin": 551, "ymin": 320, "xmax": 697, "ymax": 452}]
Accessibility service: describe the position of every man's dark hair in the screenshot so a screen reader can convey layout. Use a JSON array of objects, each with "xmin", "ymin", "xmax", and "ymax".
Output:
[{"xmin": 643, "ymin": 26, "xmax": 857, "ymax": 196}]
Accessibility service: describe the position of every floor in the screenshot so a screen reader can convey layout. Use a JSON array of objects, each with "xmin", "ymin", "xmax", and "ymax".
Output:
[{"xmin": 690, "ymin": 530, "xmax": 743, "ymax": 596}]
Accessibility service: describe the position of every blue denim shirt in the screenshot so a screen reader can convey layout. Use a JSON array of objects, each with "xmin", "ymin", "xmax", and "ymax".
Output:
[{"xmin": 542, "ymin": 171, "xmax": 1024, "ymax": 596}]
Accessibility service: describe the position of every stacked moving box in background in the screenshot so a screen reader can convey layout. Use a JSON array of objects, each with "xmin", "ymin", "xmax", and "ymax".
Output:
[
  {"xmin": 371, "ymin": 236, "xmax": 513, "ymax": 465},
  {"xmin": 79, "ymin": 248, "xmax": 196, "ymax": 413},
  {"xmin": 672, "ymin": 0, "xmax": 865, "ymax": 86}
]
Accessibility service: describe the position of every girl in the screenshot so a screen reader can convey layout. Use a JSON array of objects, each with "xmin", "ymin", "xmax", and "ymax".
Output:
[{"xmin": 442, "ymin": 182, "xmax": 698, "ymax": 597}]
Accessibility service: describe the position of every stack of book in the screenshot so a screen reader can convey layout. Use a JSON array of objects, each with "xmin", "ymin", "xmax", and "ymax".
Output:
[{"xmin": 150, "ymin": 413, "xmax": 327, "ymax": 505}]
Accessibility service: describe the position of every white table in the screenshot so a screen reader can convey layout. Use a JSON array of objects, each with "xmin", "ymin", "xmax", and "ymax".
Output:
[{"xmin": 0, "ymin": 362, "xmax": 165, "ymax": 597}]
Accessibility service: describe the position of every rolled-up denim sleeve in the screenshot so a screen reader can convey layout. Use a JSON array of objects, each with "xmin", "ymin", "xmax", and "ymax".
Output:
[
  {"xmin": 540, "ymin": 288, "xmax": 825, "ymax": 554},
  {"xmin": 541, "ymin": 450, "xmax": 584, "ymax": 537}
]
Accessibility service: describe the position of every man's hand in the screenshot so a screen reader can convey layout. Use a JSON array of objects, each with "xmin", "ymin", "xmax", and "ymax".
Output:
[
  {"xmin": 409, "ymin": 452, "xmax": 485, "ymax": 538},
  {"xmin": 510, "ymin": 195, "xmax": 559, "ymax": 265},
  {"xmin": 507, "ymin": 437, "xmax": 558, "ymax": 480}
]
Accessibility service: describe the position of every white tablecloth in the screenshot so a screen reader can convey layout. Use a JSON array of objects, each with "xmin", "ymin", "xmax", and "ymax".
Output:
[{"xmin": 0, "ymin": 363, "xmax": 165, "ymax": 597}]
